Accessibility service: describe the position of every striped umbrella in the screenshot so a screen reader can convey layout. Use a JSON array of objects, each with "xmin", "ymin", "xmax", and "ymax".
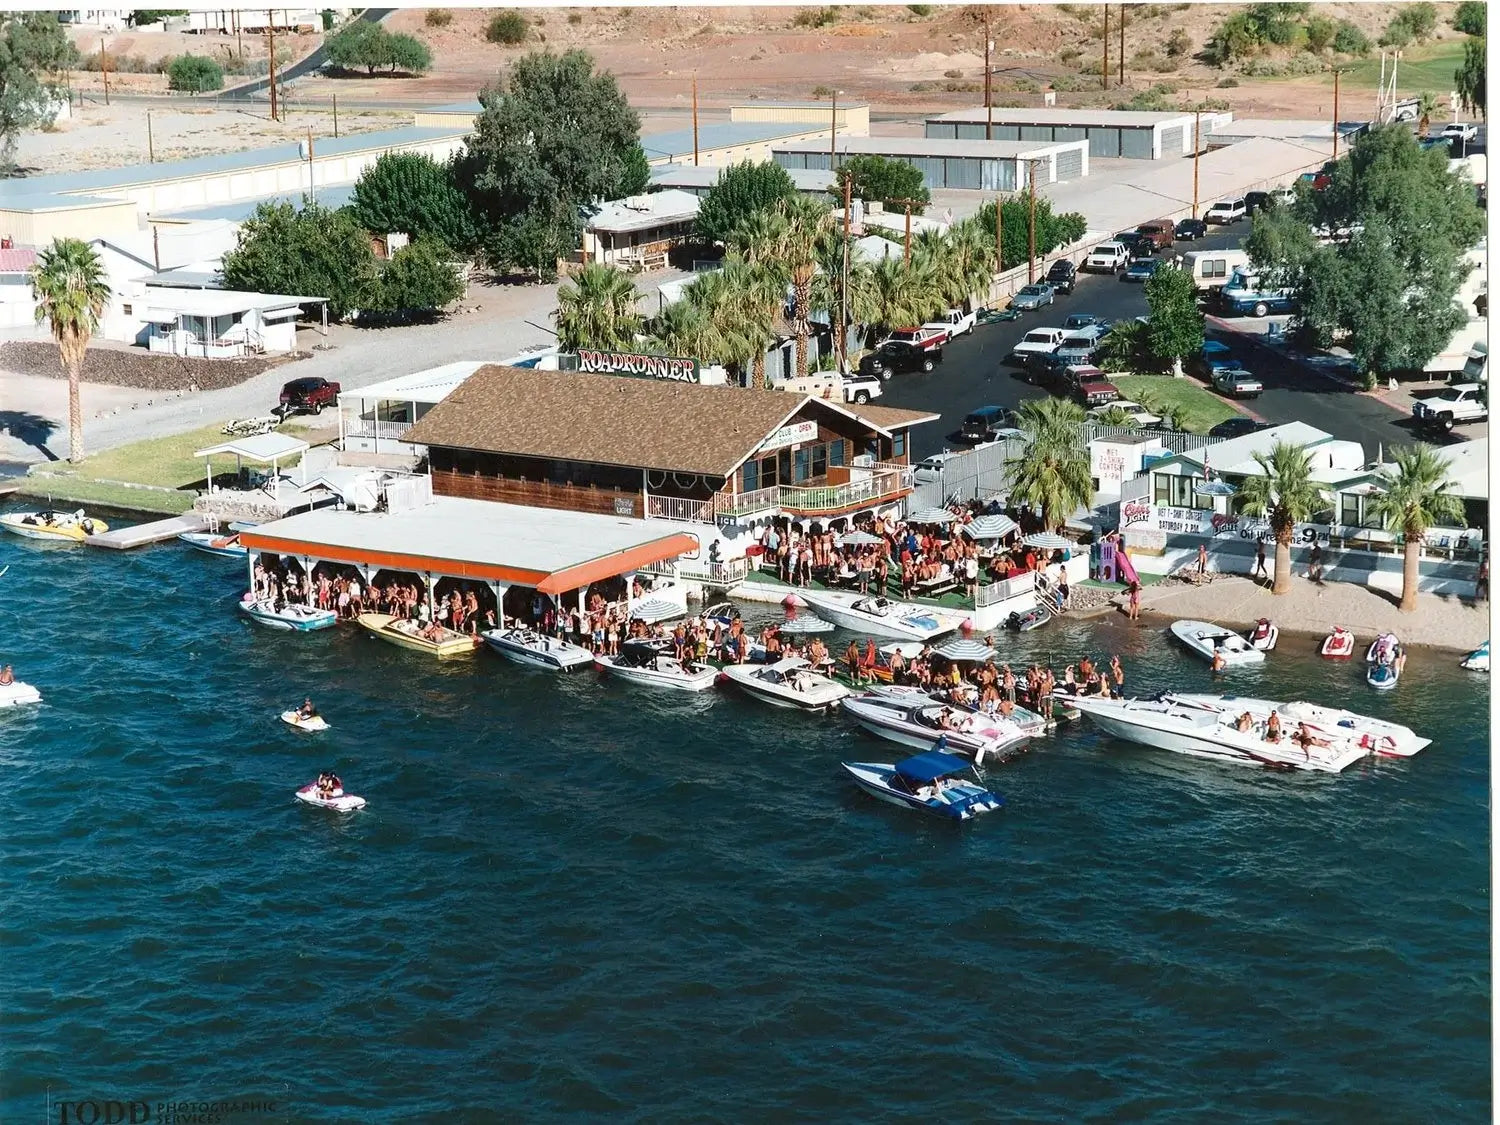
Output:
[
  {"xmin": 907, "ymin": 507, "xmax": 959, "ymax": 525},
  {"xmin": 779, "ymin": 615, "xmax": 835, "ymax": 634},
  {"xmin": 959, "ymin": 514, "xmax": 1019, "ymax": 540},
  {"xmin": 838, "ymin": 530, "xmax": 884, "ymax": 546},
  {"xmin": 933, "ymin": 637, "xmax": 998, "ymax": 663},
  {"xmin": 1023, "ymin": 532, "xmax": 1071, "ymax": 550}
]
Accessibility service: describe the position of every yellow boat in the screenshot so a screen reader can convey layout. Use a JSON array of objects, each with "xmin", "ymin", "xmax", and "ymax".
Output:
[
  {"xmin": 356, "ymin": 613, "xmax": 479, "ymax": 659},
  {"xmin": 0, "ymin": 509, "xmax": 109, "ymax": 543}
]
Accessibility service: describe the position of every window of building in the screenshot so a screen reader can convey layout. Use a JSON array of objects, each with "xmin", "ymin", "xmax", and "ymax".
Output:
[
  {"xmin": 892, "ymin": 432, "xmax": 906, "ymax": 458},
  {"xmin": 863, "ymin": 439, "xmax": 880, "ymax": 463},
  {"xmin": 811, "ymin": 443, "xmax": 827, "ymax": 479},
  {"xmin": 829, "ymin": 440, "xmax": 845, "ymax": 468},
  {"xmin": 743, "ymin": 459, "xmax": 758, "ymax": 492},
  {"xmin": 121, "ymin": 303, "xmax": 132, "ymax": 315},
  {"xmin": 793, "ymin": 447, "xmax": 811, "ymax": 483},
  {"xmin": 1153, "ymin": 472, "xmax": 1207, "ymax": 509}
]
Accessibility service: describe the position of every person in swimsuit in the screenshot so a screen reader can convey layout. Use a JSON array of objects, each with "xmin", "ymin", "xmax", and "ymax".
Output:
[
  {"xmin": 298, "ymin": 698, "xmax": 318, "ymax": 720},
  {"xmin": 0, "ymin": 665, "xmax": 13, "ymax": 686}
]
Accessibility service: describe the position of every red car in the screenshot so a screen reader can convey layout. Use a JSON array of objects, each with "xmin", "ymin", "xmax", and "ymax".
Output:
[{"xmin": 278, "ymin": 376, "xmax": 341, "ymax": 416}]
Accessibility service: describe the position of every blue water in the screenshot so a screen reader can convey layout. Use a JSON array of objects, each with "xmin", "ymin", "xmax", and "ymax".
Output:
[{"xmin": 0, "ymin": 518, "xmax": 1489, "ymax": 1123}]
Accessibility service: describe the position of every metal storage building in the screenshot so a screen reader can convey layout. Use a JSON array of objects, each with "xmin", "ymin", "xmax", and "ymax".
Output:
[
  {"xmin": 924, "ymin": 108, "xmax": 1205, "ymax": 160},
  {"xmin": 770, "ymin": 136, "xmax": 1089, "ymax": 192}
]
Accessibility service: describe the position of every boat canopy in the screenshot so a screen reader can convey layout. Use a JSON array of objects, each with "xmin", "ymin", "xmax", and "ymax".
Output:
[{"xmin": 894, "ymin": 750, "xmax": 971, "ymax": 783}]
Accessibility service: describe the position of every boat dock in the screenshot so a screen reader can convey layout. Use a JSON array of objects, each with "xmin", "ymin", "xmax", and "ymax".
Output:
[
  {"xmin": 0, "ymin": 479, "xmax": 21, "ymax": 498},
  {"xmin": 86, "ymin": 512, "xmax": 209, "ymax": 550}
]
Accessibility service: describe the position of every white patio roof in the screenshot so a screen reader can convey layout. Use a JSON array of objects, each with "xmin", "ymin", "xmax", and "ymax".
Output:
[
  {"xmin": 194, "ymin": 433, "xmax": 310, "ymax": 461},
  {"xmin": 337, "ymin": 361, "xmax": 488, "ymax": 406},
  {"xmin": 145, "ymin": 288, "xmax": 327, "ymax": 319}
]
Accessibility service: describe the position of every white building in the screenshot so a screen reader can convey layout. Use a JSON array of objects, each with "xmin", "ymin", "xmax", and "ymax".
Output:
[
  {"xmin": 580, "ymin": 191, "xmax": 701, "ymax": 270},
  {"xmin": 144, "ymin": 289, "xmax": 326, "ymax": 359}
]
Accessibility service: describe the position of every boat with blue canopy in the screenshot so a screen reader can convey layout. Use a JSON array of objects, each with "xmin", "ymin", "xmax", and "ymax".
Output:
[{"xmin": 841, "ymin": 744, "xmax": 1005, "ymax": 821}]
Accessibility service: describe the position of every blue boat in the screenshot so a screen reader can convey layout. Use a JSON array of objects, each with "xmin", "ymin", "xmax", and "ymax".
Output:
[
  {"xmin": 179, "ymin": 530, "xmax": 249, "ymax": 559},
  {"xmin": 841, "ymin": 744, "xmax": 1004, "ymax": 821}
]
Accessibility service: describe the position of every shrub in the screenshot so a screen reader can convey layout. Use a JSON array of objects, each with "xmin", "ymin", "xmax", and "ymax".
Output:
[
  {"xmin": 167, "ymin": 53, "xmax": 224, "ymax": 93},
  {"xmin": 792, "ymin": 7, "xmax": 840, "ymax": 28},
  {"xmin": 485, "ymin": 11, "xmax": 530, "ymax": 45},
  {"xmin": 943, "ymin": 68, "xmax": 963, "ymax": 78},
  {"xmin": 1263, "ymin": 18, "xmax": 1297, "ymax": 46},
  {"xmin": 567, "ymin": 11, "xmax": 582, "ymax": 24},
  {"xmin": 1216, "ymin": 76, "xmax": 1239, "ymax": 88},
  {"xmin": 1452, "ymin": 2, "xmax": 1485, "ymax": 36},
  {"xmin": 1379, "ymin": 22, "xmax": 1413, "ymax": 48},
  {"xmin": 906, "ymin": 3, "xmax": 933, "ymax": 14},
  {"xmin": 1059, "ymin": 47, "xmax": 1082, "ymax": 64},
  {"xmin": 1396, "ymin": 2, "xmax": 1438, "ymax": 40},
  {"xmin": 1049, "ymin": 73, "xmax": 1092, "ymax": 92},
  {"xmin": 1332, "ymin": 20, "xmax": 1371, "ymax": 55},
  {"xmin": 1012, "ymin": 77, "xmax": 1038, "ymax": 93},
  {"xmin": 811, "ymin": 84, "xmax": 837, "ymax": 97},
  {"xmin": 321, "ymin": 9, "xmax": 334, "ymax": 32},
  {"xmin": 424, "ymin": 8, "xmax": 451, "ymax": 27},
  {"xmin": 1165, "ymin": 28, "xmax": 1191, "ymax": 57},
  {"xmin": 1304, "ymin": 14, "xmax": 1335, "ymax": 52}
]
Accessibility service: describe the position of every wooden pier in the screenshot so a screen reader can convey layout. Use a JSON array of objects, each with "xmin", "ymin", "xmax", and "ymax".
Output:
[{"xmin": 85, "ymin": 512, "xmax": 209, "ymax": 550}]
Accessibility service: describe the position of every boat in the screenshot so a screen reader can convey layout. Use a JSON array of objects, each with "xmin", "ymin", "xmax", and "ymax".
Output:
[
  {"xmin": 357, "ymin": 613, "xmax": 479, "ymax": 658},
  {"xmin": 702, "ymin": 602, "xmax": 741, "ymax": 630},
  {"xmin": 1169, "ymin": 619, "xmax": 1265, "ymax": 666},
  {"xmin": 281, "ymin": 710, "xmax": 330, "ymax": 732},
  {"xmin": 0, "ymin": 508, "xmax": 108, "ymax": 543},
  {"xmin": 1071, "ymin": 695, "xmax": 1370, "ymax": 773},
  {"xmin": 841, "ymin": 747, "xmax": 1005, "ymax": 821},
  {"xmin": 1366, "ymin": 661, "xmax": 1400, "ymax": 690},
  {"xmin": 1005, "ymin": 604, "xmax": 1051, "ymax": 632},
  {"xmin": 719, "ymin": 656, "xmax": 851, "ymax": 711},
  {"xmin": 1320, "ymin": 626, "xmax": 1356, "ymax": 659},
  {"xmin": 1161, "ymin": 693, "xmax": 1431, "ymax": 758},
  {"xmin": 1246, "ymin": 618, "xmax": 1279, "ymax": 652},
  {"xmin": 238, "ymin": 594, "xmax": 337, "ymax": 632},
  {"xmin": 179, "ymin": 529, "xmax": 248, "ymax": 558},
  {"xmin": 1460, "ymin": 640, "xmax": 1489, "ymax": 672},
  {"xmin": 0, "ymin": 680, "xmax": 42, "ymax": 708},
  {"xmin": 863, "ymin": 683, "xmax": 1052, "ymax": 737},
  {"xmin": 594, "ymin": 639, "xmax": 719, "ymax": 692},
  {"xmin": 799, "ymin": 591, "xmax": 961, "ymax": 642},
  {"xmin": 840, "ymin": 692, "xmax": 1029, "ymax": 763},
  {"xmin": 295, "ymin": 782, "xmax": 366, "ymax": 812},
  {"xmin": 481, "ymin": 626, "xmax": 594, "ymax": 672}
]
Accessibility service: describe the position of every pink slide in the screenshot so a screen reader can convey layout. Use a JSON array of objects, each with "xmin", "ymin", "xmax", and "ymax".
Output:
[{"xmin": 1115, "ymin": 547, "xmax": 1141, "ymax": 587}]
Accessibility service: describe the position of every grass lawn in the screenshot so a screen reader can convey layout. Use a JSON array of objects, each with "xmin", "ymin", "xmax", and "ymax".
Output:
[
  {"xmin": 1109, "ymin": 375, "xmax": 1240, "ymax": 434},
  {"xmin": 1331, "ymin": 41, "xmax": 1467, "ymax": 93}
]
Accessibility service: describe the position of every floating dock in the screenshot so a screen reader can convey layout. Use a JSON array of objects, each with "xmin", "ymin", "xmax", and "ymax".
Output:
[{"xmin": 86, "ymin": 512, "xmax": 209, "ymax": 550}]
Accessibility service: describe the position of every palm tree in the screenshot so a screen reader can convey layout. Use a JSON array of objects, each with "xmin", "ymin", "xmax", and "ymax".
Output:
[
  {"xmin": 760, "ymin": 195, "xmax": 830, "ymax": 379},
  {"xmin": 1236, "ymin": 441, "xmax": 1327, "ymax": 594},
  {"xmin": 866, "ymin": 255, "xmax": 931, "ymax": 341},
  {"xmin": 811, "ymin": 229, "xmax": 876, "ymax": 370},
  {"xmin": 716, "ymin": 256, "xmax": 781, "ymax": 388},
  {"xmin": 1007, "ymin": 398, "xmax": 1092, "ymax": 532},
  {"xmin": 1093, "ymin": 405, "xmax": 1141, "ymax": 428},
  {"xmin": 1367, "ymin": 443, "xmax": 1465, "ymax": 613},
  {"xmin": 1416, "ymin": 89, "xmax": 1440, "ymax": 136},
  {"xmin": 648, "ymin": 294, "xmax": 716, "ymax": 365},
  {"xmin": 30, "ymin": 238, "xmax": 111, "ymax": 464},
  {"xmin": 1133, "ymin": 389, "xmax": 1187, "ymax": 433},
  {"xmin": 554, "ymin": 262, "xmax": 641, "ymax": 352}
]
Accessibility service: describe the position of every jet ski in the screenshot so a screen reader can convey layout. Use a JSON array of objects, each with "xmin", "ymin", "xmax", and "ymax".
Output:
[
  {"xmin": 1320, "ymin": 626, "xmax": 1356, "ymax": 659},
  {"xmin": 295, "ymin": 781, "xmax": 365, "ymax": 811},
  {"xmin": 1460, "ymin": 640, "xmax": 1489, "ymax": 672},
  {"xmin": 1246, "ymin": 618, "xmax": 1278, "ymax": 652},
  {"xmin": 282, "ymin": 710, "xmax": 330, "ymax": 732}
]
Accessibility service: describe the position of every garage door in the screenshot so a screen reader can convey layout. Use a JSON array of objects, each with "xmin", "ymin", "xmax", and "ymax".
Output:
[
  {"xmin": 925, "ymin": 123, "xmax": 958, "ymax": 140},
  {"xmin": 1159, "ymin": 125, "xmax": 1184, "ymax": 157},
  {"xmin": 1054, "ymin": 146, "xmax": 1084, "ymax": 181},
  {"xmin": 1120, "ymin": 128, "xmax": 1154, "ymax": 159},
  {"xmin": 956, "ymin": 124, "xmax": 987, "ymax": 141},
  {"xmin": 1089, "ymin": 128, "xmax": 1121, "ymax": 158},
  {"xmin": 1020, "ymin": 125, "xmax": 1054, "ymax": 143}
]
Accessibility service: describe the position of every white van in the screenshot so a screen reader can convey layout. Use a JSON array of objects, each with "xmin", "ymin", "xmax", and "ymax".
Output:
[{"xmin": 1182, "ymin": 249, "xmax": 1250, "ymax": 291}]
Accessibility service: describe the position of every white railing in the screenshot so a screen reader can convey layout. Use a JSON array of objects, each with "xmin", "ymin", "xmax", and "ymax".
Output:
[
  {"xmin": 645, "ymin": 494, "xmax": 714, "ymax": 523},
  {"xmin": 638, "ymin": 556, "xmax": 752, "ymax": 587},
  {"xmin": 647, "ymin": 463, "xmax": 915, "ymax": 526},
  {"xmin": 345, "ymin": 419, "xmax": 416, "ymax": 441},
  {"xmin": 975, "ymin": 571, "xmax": 1036, "ymax": 608}
]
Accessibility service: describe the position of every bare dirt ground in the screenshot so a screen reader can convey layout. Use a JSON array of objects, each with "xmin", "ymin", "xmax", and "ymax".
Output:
[{"xmin": 62, "ymin": 25, "xmax": 320, "ymax": 98}]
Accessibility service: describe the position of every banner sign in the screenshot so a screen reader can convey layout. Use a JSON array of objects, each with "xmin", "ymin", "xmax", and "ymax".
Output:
[
  {"xmin": 576, "ymin": 350, "xmax": 699, "ymax": 382},
  {"xmin": 758, "ymin": 420, "xmax": 819, "ymax": 454}
]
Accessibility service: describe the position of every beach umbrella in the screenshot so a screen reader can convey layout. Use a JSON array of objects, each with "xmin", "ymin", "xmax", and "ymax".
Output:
[
  {"xmin": 779, "ymin": 615, "xmax": 835, "ymax": 634},
  {"xmin": 838, "ymin": 530, "xmax": 884, "ymax": 546},
  {"xmin": 933, "ymin": 637, "xmax": 997, "ymax": 663},
  {"xmin": 960, "ymin": 514, "xmax": 1019, "ymax": 540},
  {"xmin": 1023, "ymin": 532, "xmax": 1070, "ymax": 550},
  {"xmin": 907, "ymin": 507, "xmax": 959, "ymax": 525},
  {"xmin": 1194, "ymin": 479, "xmax": 1239, "ymax": 497}
]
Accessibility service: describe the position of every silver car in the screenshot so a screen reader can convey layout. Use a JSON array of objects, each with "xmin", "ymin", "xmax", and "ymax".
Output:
[{"xmin": 1010, "ymin": 283, "xmax": 1056, "ymax": 311}]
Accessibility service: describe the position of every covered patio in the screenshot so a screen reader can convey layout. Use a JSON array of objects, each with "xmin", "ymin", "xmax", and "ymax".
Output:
[
  {"xmin": 337, "ymin": 361, "xmax": 485, "ymax": 457},
  {"xmin": 145, "ymin": 288, "xmax": 327, "ymax": 358}
]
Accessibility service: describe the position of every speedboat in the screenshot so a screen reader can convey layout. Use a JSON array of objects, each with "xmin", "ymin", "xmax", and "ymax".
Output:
[
  {"xmin": 863, "ymin": 683, "xmax": 1051, "ymax": 737},
  {"xmin": 281, "ymin": 710, "xmax": 330, "ymax": 732},
  {"xmin": 0, "ymin": 508, "xmax": 108, "ymax": 543},
  {"xmin": 1071, "ymin": 695, "xmax": 1369, "ymax": 773},
  {"xmin": 239, "ymin": 594, "xmax": 337, "ymax": 632},
  {"xmin": 595, "ymin": 639, "xmax": 719, "ymax": 692},
  {"xmin": 1320, "ymin": 626, "xmax": 1356, "ymax": 659},
  {"xmin": 1006, "ymin": 604, "xmax": 1051, "ymax": 632},
  {"xmin": 702, "ymin": 602, "xmax": 740, "ymax": 630},
  {"xmin": 0, "ymin": 680, "xmax": 42, "ymax": 708},
  {"xmin": 179, "ymin": 529, "xmax": 247, "ymax": 558},
  {"xmin": 842, "ymin": 747, "xmax": 1005, "ymax": 821},
  {"xmin": 1161, "ymin": 693, "xmax": 1431, "ymax": 758},
  {"xmin": 358, "ymin": 612, "xmax": 479, "ymax": 658},
  {"xmin": 481, "ymin": 626, "xmax": 594, "ymax": 672},
  {"xmin": 1460, "ymin": 640, "xmax": 1489, "ymax": 672},
  {"xmin": 834, "ymin": 641, "xmax": 925, "ymax": 688},
  {"xmin": 799, "ymin": 591, "xmax": 961, "ymax": 642},
  {"xmin": 1170, "ymin": 619, "xmax": 1265, "ymax": 666},
  {"xmin": 1246, "ymin": 618, "xmax": 1279, "ymax": 652},
  {"xmin": 720, "ymin": 656, "xmax": 850, "ymax": 712},
  {"xmin": 840, "ymin": 692, "xmax": 1029, "ymax": 763},
  {"xmin": 295, "ymin": 782, "xmax": 366, "ymax": 812}
]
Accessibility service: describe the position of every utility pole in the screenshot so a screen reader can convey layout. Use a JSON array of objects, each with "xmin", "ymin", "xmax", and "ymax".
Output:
[
  {"xmin": 333, "ymin": 92, "xmax": 339, "ymax": 138},
  {"xmin": 1119, "ymin": 4, "xmax": 1126, "ymax": 87},
  {"xmin": 268, "ymin": 11, "xmax": 278, "ymax": 123},
  {"xmin": 100, "ymin": 39, "xmax": 110, "ymax": 106},
  {"xmin": 840, "ymin": 173, "xmax": 852, "ymax": 374},
  {"xmin": 904, "ymin": 200, "xmax": 913, "ymax": 268},
  {"xmin": 692, "ymin": 73, "xmax": 700, "ymax": 167},
  {"xmin": 306, "ymin": 130, "xmax": 315, "ymax": 206},
  {"xmin": 147, "ymin": 109, "xmax": 154, "ymax": 163},
  {"xmin": 1192, "ymin": 108, "xmax": 1201, "ymax": 215},
  {"xmin": 1102, "ymin": 6, "xmax": 1109, "ymax": 91},
  {"xmin": 153, "ymin": 225, "xmax": 160, "ymax": 272},
  {"xmin": 983, "ymin": 14, "xmax": 993, "ymax": 141},
  {"xmin": 235, "ymin": 10, "xmax": 242, "ymax": 62},
  {"xmin": 994, "ymin": 195, "xmax": 1003, "ymax": 274},
  {"xmin": 831, "ymin": 89, "xmax": 842, "ymax": 166},
  {"xmin": 1026, "ymin": 160, "xmax": 1039, "ymax": 283},
  {"xmin": 1331, "ymin": 69, "xmax": 1340, "ymax": 161}
]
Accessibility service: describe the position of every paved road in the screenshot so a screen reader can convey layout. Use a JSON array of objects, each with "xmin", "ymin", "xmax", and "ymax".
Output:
[
  {"xmin": 219, "ymin": 8, "xmax": 395, "ymax": 100},
  {"xmin": 877, "ymin": 228, "xmax": 1422, "ymax": 461}
]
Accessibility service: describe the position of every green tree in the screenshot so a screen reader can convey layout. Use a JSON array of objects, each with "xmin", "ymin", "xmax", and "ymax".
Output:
[
  {"xmin": 1092, "ymin": 405, "xmax": 1140, "ymax": 428},
  {"xmin": 326, "ymin": 22, "xmax": 430, "ymax": 76},
  {"xmin": 1304, "ymin": 14, "xmax": 1336, "ymax": 52},
  {"xmin": 457, "ymin": 50, "xmax": 643, "ymax": 276},
  {"xmin": 553, "ymin": 261, "xmax": 641, "ymax": 352},
  {"xmin": 694, "ymin": 161, "xmax": 798, "ymax": 245},
  {"xmin": 716, "ymin": 255, "xmax": 786, "ymax": 388},
  {"xmin": 1332, "ymin": 20, "xmax": 1371, "ymax": 55},
  {"xmin": 130, "ymin": 11, "xmax": 189, "ymax": 25},
  {"xmin": 485, "ymin": 11, "xmax": 530, "ymax": 45},
  {"xmin": 0, "ymin": 14, "xmax": 77, "ymax": 166},
  {"xmin": 222, "ymin": 201, "xmax": 377, "ymax": 320},
  {"xmin": 1006, "ymin": 398, "xmax": 1092, "ymax": 532},
  {"xmin": 1415, "ymin": 89, "xmax": 1440, "ymax": 135},
  {"xmin": 620, "ymin": 143, "xmax": 651, "ymax": 197},
  {"xmin": 1236, "ymin": 442, "xmax": 1326, "ymax": 594},
  {"xmin": 1204, "ymin": 11, "xmax": 1262, "ymax": 66},
  {"xmin": 863, "ymin": 255, "xmax": 931, "ymax": 344},
  {"xmin": 385, "ymin": 32, "xmax": 432, "ymax": 74},
  {"xmin": 811, "ymin": 228, "xmax": 877, "ymax": 371},
  {"xmin": 1094, "ymin": 318, "xmax": 1154, "ymax": 374},
  {"xmin": 966, "ymin": 198, "xmax": 1086, "ymax": 272},
  {"xmin": 166, "ymin": 54, "xmax": 224, "ymax": 93},
  {"xmin": 368, "ymin": 240, "xmax": 464, "ymax": 320},
  {"xmin": 1452, "ymin": 2, "xmax": 1486, "ymax": 37},
  {"xmin": 731, "ymin": 195, "xmax": 829, "ymax": 379},
  {"xmin": 836, "ymin": 154, "xmax": 931, "ymax": 212},
  {"xmin": 1143, "ymin": 264, "xmax": 1204, "ymax": 376},
  {"xmin": 1367, "ymin": 444, "xmax": 1465, "ymax": 612},
  {"xmin": 29, "ymin": 238, "xmax": 109, "ymax": 464},
  {"xmin": 348, "ymin": 152, "xmax": 475, "ymax": 251},
  {"xmin": 1456, "ymin": 36, "xmax": 1486, "ymax": 118}
]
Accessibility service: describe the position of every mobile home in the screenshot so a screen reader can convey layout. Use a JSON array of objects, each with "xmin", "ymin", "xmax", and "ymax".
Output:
[{"xmin": 1182, "ymin": 249, "xmax": 1249, "ymax": 291}]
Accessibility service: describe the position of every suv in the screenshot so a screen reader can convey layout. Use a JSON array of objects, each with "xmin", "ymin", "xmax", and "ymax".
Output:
[
  {"xmin": 1412, "ymin": 383, "xmax": 1488, "ymax": 432},
  {"xmin": 1113, "ymin": 231, "xmax": 1156, "ymax": 261},
  {"xmin": 1063, "ymin": 313, "xmax": 1109, "ymax": 332},
  {"xmin": 1084, "ymin": 242, "xmax": 1131, "ymax": 274},
  {"xmin": 1204, "ymin": 198, "xmax": 1247, "ymax": 224},
  {"xmin": 1009, "ymin": 326, "xmax": 1067, "ymax": 364},
  {"xmin": 913, "ymin": 451, "xmax": 961, "ymax": 483},
  {"xmin": 1175, "ymin": 218, "xmax": 1208, "ymax": 241},
  {"xmin": 1055, "ymin": 326, "xmax": 1107, "ymax": 365},
  {"xmin": 961, "ymin": 405, "xmax": 1015, "ymax": 443},
  {"xmin": 1071, "ymin": 371, "xmax": 1121, "ymax": 408},
  {"xmin": 1046, "ymin": 259, "xmax": 1077, "ymax": 295},
  {"xmin": 1134, "ymin": 219, "xmax": 1176, "ymax": 250},
  {"xmin": 278, "ymin": 376, "xmax": 340, "ymax": 416},
  {"xmin": 860, "ymin": 340, "xmax": 941, "ymax": 379}
]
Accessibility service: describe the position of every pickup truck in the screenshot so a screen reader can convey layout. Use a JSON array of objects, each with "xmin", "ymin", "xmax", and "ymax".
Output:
[
  {"xmin": 1412, "ymin": 383, "xmax": 1488, "ymax": 432},
  {"xmin": 780, "ymin": 370, "xmax": 884, "ymax": 405},
  {"xmin": 878, "ymin": 326, "xmax": 947, "ymax": 353},
  {"xmin": 1083, "ymin": 242, "xmax": 1130, "ymax": 274},
  {"xmin": 922, "ymin": 308, "xmax": 976, "ymax": 340},
  {"xmin": 278, "ymin": 376, "xmax": 340, "ymax": 416},
  {"xmin": 1008, "ymin": 327, "xmax": 1067, "ymax": 365},
  {"xmin": 860, "ymin": 339, "xmax": 942, "ymax": 379}
]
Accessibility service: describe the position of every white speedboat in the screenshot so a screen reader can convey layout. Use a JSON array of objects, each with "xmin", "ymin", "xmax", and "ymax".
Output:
[
  {"xmin": 0, "ymin": 680, "xmax": 42, "ymax": 708},
  {"xmin": 720, "ymin": 656, "xmax": 850, "ymax": 712},
  {"xmin": 799, "ymin": 591, "xmax": 961, "ymax": 642},
  {"xmin": 862, "ymin": 683, "xmax": 1051, "ymax": 737},
  {"xmin": 1161, "ymin": 693, "xmax": 1431, "ymax": 758},
  {"xmin": 1245, "ymin": 618, "xmax": 1279, "ymax": 652},
  {"xmin": 281, "ymin": 710, "xmax": 330, "ymax": 732},
  {"xmin": 239, "ymin": 595, "xmax": 337, "ymax": 632},
  {"xmin": 1460, "ymin": 640, "xmax": 1489, "ymax": 672},
  {"xmin": 1170, "ymin": 619, "xmax": 1265, "ymax": 666},
  {"xmin": 179, "ymin": 529, "xmax": 248, "ymax": 558},
  {"xmin": 295, "ymin": 782, "xmax": 366, "ymax": 812},
  {"xmin": 481, "ymin": 626, "xmax": 594, "ymax": 672},
  {"xmin": 1071, "ymin": 695, "xmax": 1369, "ymax": 773},
  {"xmin": 595, "ymin": 640, "xmax": 719, "ymax": 692},
  {"xmin": 842, "ymin": 748, "xmax": 1005, "ymax": 821},
  {"xmin": 840, "ymin": 692, "xmax": 1029, "ymax": 763}
]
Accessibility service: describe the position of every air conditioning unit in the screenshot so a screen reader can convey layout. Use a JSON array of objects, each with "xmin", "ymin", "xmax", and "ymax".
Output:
[{"xmin": 852, "ymin": 453, "xmax": 875, "ymax": 468}]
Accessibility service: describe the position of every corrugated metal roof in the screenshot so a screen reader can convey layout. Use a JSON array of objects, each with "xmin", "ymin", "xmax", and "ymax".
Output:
[
  {"xmin": 641, "ymin": 120, "xmax": 829, "ymax": 160},
  {"xmin": 0, "ymin": 247, "xmax": 37, "ymax": 272},
  {"xmin": 587, "ymin": 189, "xmax": 700, "ymax": 234},
  {"xmin": 927, "ymin": 106, "xmax": 1195, "ymax": 129},
  {"xmin": 650, "ymin": 164, "xmax": 836, "ymax": 192},
  {"xmin": 775, "ymin": 136, "xmax": 1081, "ymax": 158},
  {"xmin": 155, "ymin": 183, "xmax": 358, "ymax": 222}
]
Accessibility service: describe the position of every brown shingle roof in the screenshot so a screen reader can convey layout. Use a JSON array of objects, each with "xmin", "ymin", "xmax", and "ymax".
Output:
[
  {"xmin": 845, "ymin": 403, "xmax": 941, "ymax": 430},
  {"xmin": 404, "ymin": 365, "xmax": 824, "ymax": 478}
]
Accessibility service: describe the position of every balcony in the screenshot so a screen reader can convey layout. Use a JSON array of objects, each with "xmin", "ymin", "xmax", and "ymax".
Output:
[
  {"xmin": 649, "ymin": 463, "xmax": 914, "ymax": 525},
  {"xmin": 345, "ymin": 419, "xmax": 416, "ymax": 442}
]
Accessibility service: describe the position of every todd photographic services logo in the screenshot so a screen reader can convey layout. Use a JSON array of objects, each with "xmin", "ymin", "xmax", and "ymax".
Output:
[{"xmin": 52, "ymin": 1097, "xmax": 279, "ymax": 1125}]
